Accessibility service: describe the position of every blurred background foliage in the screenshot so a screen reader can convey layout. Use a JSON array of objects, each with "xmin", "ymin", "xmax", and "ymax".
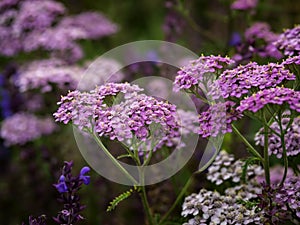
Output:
[{"xmin": 0, "ymin": 0, "xmax": 299, "ymax": 224}]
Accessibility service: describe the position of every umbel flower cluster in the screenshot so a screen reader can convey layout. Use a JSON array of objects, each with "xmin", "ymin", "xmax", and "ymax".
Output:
[
  {"xmin": 54, "ymin": 83, "xmax": 183, "ymax": 151},
  {"xmin": 255, "ymin": 115, "xmax": 300, "ymax": 158},
  {"xmin": 0, "ymin": 112, "xmax": 57, "ymax": 146},
  {"xmin": 0, "ymin": 0, "xmax": 118, "ymax": 60},
  {"xmin": 174, "ymin": 55, "xmax": 300, "ymax": 138},
  {"xmin": 181, "ymin": 151, "xmax": 300, "ymax": 225}
]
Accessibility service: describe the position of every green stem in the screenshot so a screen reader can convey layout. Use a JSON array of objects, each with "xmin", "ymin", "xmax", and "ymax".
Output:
[
  {"xmin": 139, "ymin": 168, "xmax": 156, "ymax": 225},
  {"xmin": 91, "ymin": 132, "xmax": 138, "ymax": 185},
  {"xmin": 278, "ymin": 114, "xmax": 288, "ymax": 186},
  {"xmin": 231, "ymin": 124, "xmax": 264, "ymax": 162},
  {"xmin": 263, "ymin": 122, "xmax": 270, "ymax": 185},
  {"xmin": 158, "ymin": 176, "xmax": 193, "ymax": 225}
]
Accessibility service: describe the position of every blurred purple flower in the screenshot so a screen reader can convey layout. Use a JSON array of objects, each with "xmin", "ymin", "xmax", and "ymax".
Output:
[
  {"xmin": 16, "ymin": 59, "xmax": 83, "ymax": 92},
  {"xmin": 274, "ymin": 25, "xmax": 300, "ymax": 57},
  {"xmin": 0, "ymin": 112, "xmax": 57, "ymax": 146},
  {"xmin": 229, "ymin": 32, "xmax": 242, "ymax": 46},
  {"xmin": 231, "ymin": 0, "xmax": 258, "ymax": 10},
  {"xmin": 59, "ymin": 12, "xmax": 118, "ymax": 40}
]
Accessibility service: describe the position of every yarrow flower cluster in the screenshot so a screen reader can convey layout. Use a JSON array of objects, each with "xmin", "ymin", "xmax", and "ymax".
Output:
[
  {"xmin": 53, "ymin": 161, "xmax": 90, "ymax": 224},
  {"xmin": 255, "ymin": 116, "xmax": 300, "ymax": 158},
  {"xmin": 231, "ymin": 0, "xmax": 258, "ymax": 11},
  {"xmin": 54, "ymin": 83, "xmax": 181, "ymax": 151},
  {"xmin": 207, "ymin": 150, "xmax": 263, "ymax": 185},
  {"xmin": 0, "ymin": 0, "xmax": 118, "ymax": 61},
  {"xmin": 16, "ymin": 59, "xmax": 83, "ymax": 92},
  {"xmin": 274, "ymin": 25, "xmax": 300, "ymax": 56},
  {"xmin": 258, "ymin": 176, "xmax": 300, "ymax": 223},
  {"xmin": 198, "ymin": 101, "xmax": 242, "ymax": 138},
  {"xmin": 0, "ymin": 112, "xmax": 57, "ymax": 146},
  {"xmin": 182, "ymin": 159, "xmax": 264, "ymax": 225},
  {"xmin": 237, "ymin": 87, "xmax": 300, "ymax": 113},
  {"xmin": 173, "ymin": 55, "xmax": 234, "ymax": 92},
  {"xmin": 209, "ymin": 62, "xmax": 295, "ymax": 100},
  {"xmin": 182, "ymin": 150, "xmax": 300, "ymax": 224},
  {"xmin": 232, "ymin": 22, "xmax": 282, "ymax": 62},
  {"xmin": 79, "ymin": 58, "xmax": 125, "ymax": 91}
]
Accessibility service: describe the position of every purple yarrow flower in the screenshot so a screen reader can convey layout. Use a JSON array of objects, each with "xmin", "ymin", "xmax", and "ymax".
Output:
[
  {"xmin": 59, "ymin": 12, "xmax": 118, "ymax": 40},
  {"xmin": 0, "ymin": 112, "xmax": 57, "ymax": 146},
  {"xmin": 231, "ymin": 0, "xmax": 258, "ymax": 10},
  {"xmin": 255, "ymin": 116, "xmax": 300, "ymax": 158},
  {"xmin": 198, "ymin": 101, "xmax": 242, "ymax": 138},
  {"xmin": 54, "ymin": 83, "xmax": 181, "ymax": 152},
  {"xmin": 274, "ymin": 25, "xmax": 300, "ymax": 57},
  {"xmin": 0, "ymin": 0, "xmax": 118, "ymax": 60},
  {"xmin": 258, "ymin": 176, "xmax": 300, "ymax": 223},
  {"xmin": 209, "ymin": 62, "xmax": 296, "ymax": 100},
  {"xmin": 232, "ymin": 22, "xmax": 282, "ymax": 63},
  {"xmin": 14, "ymin": 0, "xmax": 66, "ymax": 32},
  {"xmin": 237, "ymin": 87, "xmax": 300, "ymax": 113},
  {"xmin": 16, "ymin": 59, "xmax": 83, "ymax": 92},
  {"xmin": 173, "ymin": 55, "xmax": 235, "ymax": 92},
  {"xmin": 281, "ymin": 55, "xmax": 300, "ymax": 66}
]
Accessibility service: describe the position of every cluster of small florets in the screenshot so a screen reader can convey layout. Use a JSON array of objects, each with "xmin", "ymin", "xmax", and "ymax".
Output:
[
  {"xmin": 231, "ymin": 0, "xmax": 258, "ymax": 10},
  {"xmin": 54, "ymin": 83, "xmax": 181, "ymax": 151},
  {"xmin": 173, "ymin": 55, "xmax": 234, "ymax": 92},
  {"xmin": 0, "ymin": 0, "xmax": 118, "ymax": 61},
  {"xmin": 206, "ymin": 150, "xmax": 263, "ymax": 185},
  {"xmin": 16, "ymin": 59, "xmax": 83, "ymax": 92},
  {"xmin": 182, "ymin": 187, "xmax": 264, "ymax": 225},
  {"xmin": 255, "ymin": 116, "xmax": 300, "ymax": 158},
  {"xmin": 209, "ymin": 62, "xmax": 295, "ymax": 100},
  {"xmin": 232, "ymin": 22, "xmax": 282, "ymax": 62},
  {"xmin": 258, "ymin": 176, "xmax": 300, "ymax": 223},
  {"xmin": 0, "ymin": 112, "xmax": 57, "ymax": 146},
  {"xmin": 198, "ymin": 101, "xmax": 242, "ymax": 138},
  {"xmin": 182, "ymin": 150, "xmax": 300, "ymax": 224},
  {"xmin": 274, "ymin": 25, "xmax": 300, "ymax": 56},
  {"xmin": 237, "ymin": 87, "xmax": 300, "ymax": 113}
]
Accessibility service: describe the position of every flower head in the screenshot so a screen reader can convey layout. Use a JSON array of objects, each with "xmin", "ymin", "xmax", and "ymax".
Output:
[
  {"xmin": 231, "ymin": 0, "xmax": 258, "ymax": 10},
  {"xmin": 274, "ymin": 25, "xmax": 300, "ymax": 56},
  {"xmin": 173, "ymin": 55, "xmax": 234, "ymax": 92},
  {"xmin": 255, "ymin": 116, "xmax": 300, "ymax": 158},
  {"xmin": 237, "ymin": 87, "xmax": 300, "ymax": 113},
  {"xmin": 198, "ymin": 101, "xmax": 242, "ymax": 138},
  {"xmin": 16, "ymin": 59, "xmax": 83, "ymax": 92},
  {"xmin": 0, "ymin": 112, "xmax": 57, "ymax": 146},
  {"xmin": 209, "ymin": 62, "xmax": 295, "ymax": 100}
]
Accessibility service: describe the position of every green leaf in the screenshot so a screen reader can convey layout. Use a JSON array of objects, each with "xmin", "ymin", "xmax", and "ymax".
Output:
[
  {"xmin": 241, "ymin": 157, "xmax": 260, "ymax": 183},
  {"xmin": 106, "ymin": 186, "xmax": 139, "ymax": 212}
]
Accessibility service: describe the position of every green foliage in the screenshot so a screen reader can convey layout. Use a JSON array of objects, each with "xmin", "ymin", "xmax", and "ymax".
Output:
[
  {"xmin": 241, "ymin": 157, "xmax": 261, "ymax": 183},
  {"xmin": 106, "ymin": 186, "xmax": 140, "ymax": 212}
]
